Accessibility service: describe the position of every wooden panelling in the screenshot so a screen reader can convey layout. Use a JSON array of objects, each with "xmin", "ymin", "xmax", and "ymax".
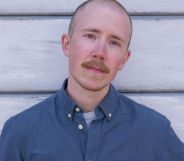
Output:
[
  {"xmin": 0, "ymin": 0, "xmax": 184, "ymax": 15},
  {"xmin": 0, "ymin": 93, "xmax": 183, "ymax": 141},
  {"xmin": 0, "ymin": 17, "xmax": 184, "ymax": 92}
]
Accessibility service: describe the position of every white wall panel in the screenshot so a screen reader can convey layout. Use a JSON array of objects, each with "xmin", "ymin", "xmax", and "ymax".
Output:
[
  {"xmin": 0, "ymin": 17, "xmax": 184, "ymax": 92},
  {"xmin": 0, "ymin": 93, "xmax": 183, "ymax": 141},
  {"xmin": 0, "ymin": 0, "xmax": 184, "ymax": 15}
]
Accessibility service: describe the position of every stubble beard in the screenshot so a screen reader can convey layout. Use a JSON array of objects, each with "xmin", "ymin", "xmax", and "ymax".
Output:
[{"xmin": 70, "ymin": 72, "xmax": 110, "ymax": 92}]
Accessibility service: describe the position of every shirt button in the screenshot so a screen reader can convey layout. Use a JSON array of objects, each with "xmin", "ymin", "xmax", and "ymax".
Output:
[
  {"xmin": 78, "ymin": 124, "xmax": 83, "ymax": 130},
  {"xmin": 75, "ymin": 107, "xmax": 80, "ymax": 112},
  {"xmin": 109, "ymin": 113, "xmax": 112, "ymax": 117},
  {"xmin": 68, "ymin": 114, "xmax": 72, "ymax": 118}
]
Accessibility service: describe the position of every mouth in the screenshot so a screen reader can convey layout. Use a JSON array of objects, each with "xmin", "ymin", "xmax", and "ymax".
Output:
[
  {"xmin": 87, "ymin": 66, "xmax": 105, "ymax": 73},
  {"xmin": 81, "ymin": 60, "xmax": 110, "ymax": 73}
]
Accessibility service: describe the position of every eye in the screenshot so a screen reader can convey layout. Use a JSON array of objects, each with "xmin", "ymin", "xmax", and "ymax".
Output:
[
  {"xmin": 85, "ymin": 33, "xmax": 96, "ymax": 40},
  {"xmin": 109, "ymin": 40, "xmax": 121, "ymax": 47}
]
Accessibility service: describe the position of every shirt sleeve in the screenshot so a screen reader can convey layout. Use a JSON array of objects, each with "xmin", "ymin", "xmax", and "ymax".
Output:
[
  {"xmin": 160, "ymin": 123, "xmax": 184, "ymax": 161},
  {"xmin": 0, "ymin": 118, "xmax": 23, "ymax": 161}
]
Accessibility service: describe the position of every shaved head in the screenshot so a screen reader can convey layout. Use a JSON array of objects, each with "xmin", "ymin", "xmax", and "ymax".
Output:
[{"xmin": 69, "ymin": 0, "xmax": 132, "ymax": 47}]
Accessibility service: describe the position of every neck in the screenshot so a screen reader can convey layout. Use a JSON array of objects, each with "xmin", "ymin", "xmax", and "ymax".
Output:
[{"xmin": 66, "ymin": 77, "xmax": 109, "ymax": 112}]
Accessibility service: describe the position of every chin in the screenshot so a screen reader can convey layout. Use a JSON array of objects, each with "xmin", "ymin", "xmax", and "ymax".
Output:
[
  {"xmin": 70, "ymin": 72, "xmax": 111, "ymax": 92},
  {"xmin": 79, "ymin": 80, "xmax": 110, "ymax": 92}
]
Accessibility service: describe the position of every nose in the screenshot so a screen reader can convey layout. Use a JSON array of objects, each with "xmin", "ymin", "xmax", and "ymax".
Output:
[{"xmin": 92, "ymin": 42, "xmax": 106, "ymax": 61}]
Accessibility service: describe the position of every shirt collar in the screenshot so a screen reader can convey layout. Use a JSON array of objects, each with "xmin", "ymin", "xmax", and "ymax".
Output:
[
  {"xmin": 56, "ymin": 79, "xmax": 119, "ymax": 121},
  {"xmin": 98, "ymin": 84, "xmax": 119, "ymax": 121},
  {"xmin": 56, "ymin": 79, "xmax": 77, "ymax": 119}
]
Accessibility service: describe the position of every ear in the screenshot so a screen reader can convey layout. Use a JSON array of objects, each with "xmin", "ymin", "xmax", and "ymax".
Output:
[
  {"xmin": 118, "ymin": 50, "xmax": 131, "ymax": 70},
  {"xmin": 61, "ymin": 33, "xmax": 71, "ymax": 57}
]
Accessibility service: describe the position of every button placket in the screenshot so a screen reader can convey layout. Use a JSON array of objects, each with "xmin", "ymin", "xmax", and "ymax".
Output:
[{"xmin": 84, "ymin": 118, "xmax": 102, "ymax": 161}]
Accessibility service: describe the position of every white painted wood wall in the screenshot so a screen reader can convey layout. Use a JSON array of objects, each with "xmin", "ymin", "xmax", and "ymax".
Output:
[{"xmin": 0, "ymin": 0, "xmax": 184, "ymax": 141}]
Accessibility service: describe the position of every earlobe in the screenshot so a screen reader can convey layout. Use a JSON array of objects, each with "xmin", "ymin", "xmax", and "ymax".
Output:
[
  {"xmin": 61, "ymin": 33, "xmax": 71, "ymax": 57},
  {"xmin": 125, "ymin": 50, "xmax": 131, "ymax": 63},
  {"xmin": 118, "ymin": 50, "xmax": 131, "ymax": 70}
]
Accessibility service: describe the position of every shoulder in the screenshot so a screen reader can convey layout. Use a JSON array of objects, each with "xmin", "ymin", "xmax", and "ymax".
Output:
[
  {"xmin": 3, "ymin": 93, "xmax": 57, "ymax": 134},
  {"xmin": 0, "ymin": 93, "xmax": 59, "ymax": 154},
  {"xmin": 118, "ymin": 93, "xmax": 170, "ymax": 130},
  {"xmin": 15, "ymin": 93, "xmax": 56, "ymax": 120}
]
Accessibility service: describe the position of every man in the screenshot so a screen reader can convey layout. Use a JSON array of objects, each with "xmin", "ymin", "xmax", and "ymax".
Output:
[{"xmin": 0, "ymin": 0, "xmax": 183, "ymax": 160}]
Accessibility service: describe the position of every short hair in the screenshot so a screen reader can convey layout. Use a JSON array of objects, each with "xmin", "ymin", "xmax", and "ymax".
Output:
[
  {"xmin": 68, "ymin": 0, "xmax": 132, "ymax": 37},
  {"xmin": 68, "ymin": 0, "xmax": 132, "ymax": 49}
]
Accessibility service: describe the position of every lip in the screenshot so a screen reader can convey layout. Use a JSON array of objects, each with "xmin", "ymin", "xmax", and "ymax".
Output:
[{"xmin": 86, "ymin": 67, "xmax": 104, "ymax": 73}]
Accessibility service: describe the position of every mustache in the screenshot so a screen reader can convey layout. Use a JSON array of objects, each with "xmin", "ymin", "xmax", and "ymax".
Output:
[{"xmin": 81, "ymin": 60, "xmax": 110, "ymax": 73}]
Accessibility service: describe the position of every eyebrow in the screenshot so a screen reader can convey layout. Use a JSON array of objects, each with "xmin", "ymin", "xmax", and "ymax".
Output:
[
  {"xmin": 83, "ymin": 28, "xmax": 101, "ymax": 34},
  {"xmin": 83, "ymin": 28, "xmax": 125, "ymax": 43}
]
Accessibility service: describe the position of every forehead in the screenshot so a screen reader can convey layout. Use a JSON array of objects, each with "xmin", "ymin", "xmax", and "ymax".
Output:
[{"xmin": 73, "ymin": 2, "xmax": 131, "ymax": 39}]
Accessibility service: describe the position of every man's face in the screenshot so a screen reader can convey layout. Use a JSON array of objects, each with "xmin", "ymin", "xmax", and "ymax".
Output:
[{"xmin": 62, "ymin": 3, "xmax": 131, "ymax": 91}]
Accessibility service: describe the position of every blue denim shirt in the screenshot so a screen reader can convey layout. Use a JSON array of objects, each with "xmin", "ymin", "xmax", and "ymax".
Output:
[{"xmin": 0, "ymin": 80, "xmax": 184, "ymax": 161}]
